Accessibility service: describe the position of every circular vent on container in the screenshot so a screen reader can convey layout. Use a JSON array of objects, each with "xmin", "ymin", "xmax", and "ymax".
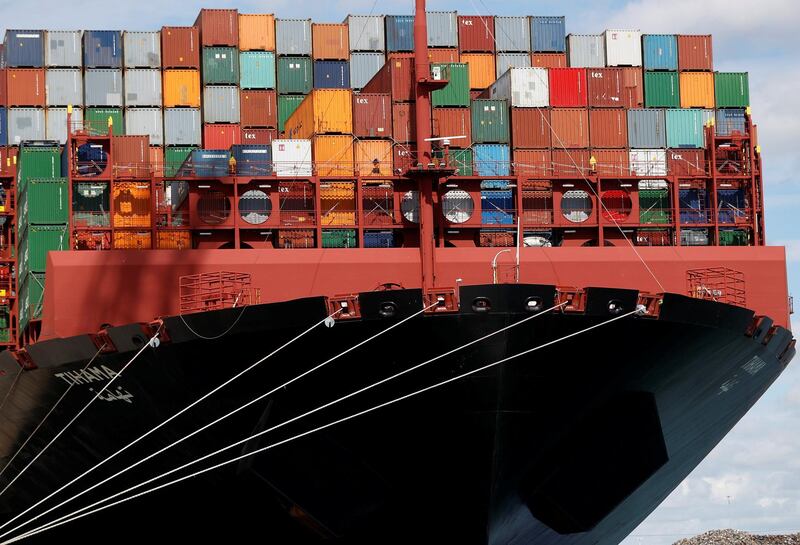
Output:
[
  {"xmin": 561, "ymin": 190, "xmax": 592, "ymax": 223},
  {"xmin": 401, "ymin": 191, "xmax": 420, "ymax": 223},
  {"xmin": 239, "ymin": 190, "xmax": 272, "ymax": 225},
  {"xmin": 197, "ymin": 190, "xmax": 231, "ymax": 225},
  {"xmin": 442, "ymin": 190, "xmax": 473, "ymax": 224},
  {"xmin": 600, "ymin": 190, "xmax": 632, "ymax": 222}
]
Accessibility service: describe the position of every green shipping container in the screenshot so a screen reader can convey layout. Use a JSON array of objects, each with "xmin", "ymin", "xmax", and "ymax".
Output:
[
  {"xmin": 322, "ymin": 229, "xmax": 357, "ymax": 248},
  {"xmin": 16, "ymin": 146, "xmax": 61, "ymax": 196},
  {"xmin": 719, "ymin": 229, "xmax": 749, "ymax": 246},
  {"xmin": 433, "ymin": 148, "xmax": 474, "ymax": 176},
  {"xmin": 278, "ymin": 95, "xmax": 306, "ymax": 132},
  {"xmin": 715, "ymin": 72, "xmax": 749, "ymax": 108},
  {"xmin": 19, "ymin": 225, "xmax": 68, "ymax": 281},
  {"xmin": 19, "ymin": 179, "xmax": 69, "ymax": 236},
  {"xmin": 644, "ymin": 72, "xmax": 680, "ymax": 108},
  {"xmin": 277, "ymin": 57, "xmax": 313, "ymax": 95},
  {"xmin": 164, "ymin": 147, "xmax": 197, "ymax": 178},
  {"xmin": 85, "ymin": 108, "xmax": 125, "ymax": 136},
  {"xmin": 431, "ymin": 63, "xmax": 470, "ymax": 107},
  {"xmin": 639, "ymin": 189, "xmax": 670, "ymax": 224},
  {"xmin": 203, "ymin": 47, "xmax": 239, "ymax": 85},
  {"xmin": 665, "ymin": 109, "xmax": 705, "ymax": 149},
  {"xmin": 18, "ymin": 273, "xmax": 45, "ymax": 334},
  {"xmin": 471, "ymin": 99, "xmax": 509, "ymax": 144},
  {"xmin": 240, "ymin": 51, "xmax": 276, "ymax": 90}
]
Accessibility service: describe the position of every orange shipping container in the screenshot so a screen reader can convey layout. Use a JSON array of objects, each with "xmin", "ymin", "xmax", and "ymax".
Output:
[
  {"xmin": 150, "ymin": 146, "xmax": 164, "ymax": 178},
  {"xmin": 354, "ymin": 139, "xmax": 393, "ymax": 176},
  {"xmin": 531, "ymin": 53, "xmax": 566, "ymax": 68},
  {"xmin": 392, "ymin": 102, "xmax": 416, "ymax": 143},
  {"xmin": 680, "ymin": 72, "xmax": 715, "ymax": 108},
  {"xmin": 157, "ymin": 230, "xmax": 192, "ymax": 249},
  {"xmin": 113, "ymin": 230, "xmax": 152, "ymax": 250},
  {"xmin": 432, "ymin": 108, "xmax": 471, "ymax": 145},
  {"xmin": 552, "ymin": 149, "xmax": 591, "ymax": 178},
  {"xmin": 320, "ymin": 181, "xmax": 356, "ymax": 226},
  {"xmin": 460, "ymin": 53, "xmax": 495, "ymax": 90},
  {"xmin": 677, "ymin": 35, "xmax": 713, "ymax": 71},
  {"xmin": 112, "ymin": 135, "xmax": 150, "ymax": 178},
  {"xmin": 622, "ymin": 67, "xmax": 644, "ymax": 109},
  {"xmin": 312, "ymin": 24, "xmax": 349, "ymax": 60},
  {"xmin": 6, "ymin": 68, "xmax": 45, "ymax": 106},
  {"xmin": 238, "ymin": 14, "xmax": 276, "ymax": 51},
  {"xmin": 550, "ymin": 108, "xmax": 589, "ymax": 149},
  {"xmin": 427, "ymin": 48, "xmax": 459, "ymax": 64},
  {"xmin": 513, "ymin": 149, "xmax": 552, "ymax": 177},
  {"xmin": 591, "ymin": 149, "xmax": 630, "ymax": 177},
  {"xmin": 113, "ymin": 181, "xmax": 152, "ymax": 228},
  {"xmin": 163, "ymin": 69, "xmax": 201, "ymax": 107},
  {"xmin": 313, "ymin": 135, "xmax": 354, "ymax": 176},
  {"xmin": 588, "ymin": 109, "xmax": 627, "ymax": 148},
  {"xmin": 284, "ymin": 89, "xmax": 353, "ymax": 139}
]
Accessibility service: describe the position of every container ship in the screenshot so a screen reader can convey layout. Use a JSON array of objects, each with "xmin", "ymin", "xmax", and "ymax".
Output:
[{"xmin": 0, "ymin": 1, "xmax": 794, "ymax": 544}]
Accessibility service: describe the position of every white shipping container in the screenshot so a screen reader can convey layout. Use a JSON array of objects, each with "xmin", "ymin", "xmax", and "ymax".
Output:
[
  {"xmin": 350, "ymin": 52, "xmax": 385, "ymax": 89},
  {"xmin": 123, "ymin": 31, "xmax": 161, "ymax": 68},
  {"xmin": 46, "ymin": 106, "xmax": 83, "ymax": 144},
  {"xmin": 276, "ymin": 19, "xmax": 312, "ymax": 56},
  {"xmin": 345, "ymin": 15, "xmax": 385, "ymax": 51},
  {"xmin": 124, "ymin": 69, "xmax": 162, "ymax": 107},
  {"xmin": 426, "ymin": 11, "xmax": 458, "ymax": 48},
  {"xmin": 164, "ymin": 108, "xmax": 202, "ymax": 146},
  {"xmin": 203, "ymin": 86, "xmax": 240, "ymax": 123},
  {"xmin": 629, "ymin": 149, "xmax": 667, "ymax": 176},
  {"xmin": 487, "ymin": 67, "xmax": 549, "ymax": 108},
  {"xmin": 495, "ymin": 52, "xmax": 531, "ymax": 79},
  {"xmin": 9, "ymin": 108, "xmax": 46, "ymax": 144},
  {"xmin": 272, "ymin": 139, "xmax": 312, "ymax": 177},
  {"xmin": 46, "ymin": 68, "xmax": 83, "ymax": 106},
  {"xmin": 604, "ymin": 29, "xmax": 642, "ymax": 67},
  {"xmin": 567, "ymin": 34, "xmax": 605, "ymax": 68},
  {"xmin": 84, "ymin": 69, "xmax": 123, "ymax": 106},
  {"xmin": 494, "ymin": 16, "xmax": 531, "ymax": 52},
  {"xmin": 45, "ymin": 30, "xmax": 82, "ymax": 67},
  {"xmin": 125, "ymin": 107, "xmax": 163, "ymax": 146}
]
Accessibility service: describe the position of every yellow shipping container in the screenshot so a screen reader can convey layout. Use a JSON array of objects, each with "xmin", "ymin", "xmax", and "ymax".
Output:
[
  {"xmin": 320, "ymin": 182, "xmax": 356, "ymax": 226},
  {"xmin": 239, "ymin": 14, "xmax": 276, "ymax": 51},
  {"xmin": 680, "ymin": 72, "xmax": 715, "ymax": 109},
  {"xmin": 313, "ymin": 135, "xmax": 354, "ymax": 177},
  {"xmin": 163, "ymin": 70, "xmax": 201, "ymax": 108},
  {"xmin": 354, "ymin": 140, "xmax": 393, "ymax": 176},
  {"xmin": 460, "ymin": 53, "xmax": 496, "ymax": 90},
  {"xmin": 113, "ymin": 231, "xmax": 152, "ymax": 250},
  {"xmin": 284, "ymin": 89, "xmax": 353, "ymax": 139}
]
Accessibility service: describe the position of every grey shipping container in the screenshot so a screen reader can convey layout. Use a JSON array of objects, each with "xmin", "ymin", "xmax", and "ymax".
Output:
[
  {"xmin": 123, "ymin": 31, "xmax": 161, "ymax": 68},
  {"xmin": 45, "ymin": 31, "xmax": 82, "ymax": 67},
  {"xmin": 350, "ymin": 52, "xmax": 385, "ymax": 89},
  {"xmin": 426, "ymin": 12, "xmax": 458, "ymax": 48},
  {"xmin": 8, "ymin": 108, "xmax": 46, "ymax": 144},
  {"xmin": 276, "ymin": 19, "xmax": 312, "ymax": 56},
  {"xmin": 125, "ymin": 107, "xmax": 163, "ymax": 145},
  {"xmin": 164, "ymin": 108, "xmax": 202, "ymax": 146},
  {"xmin": 84, "ymin": 69, "xmax": 123, "ymax": 106},
  {"xmin": 203, "ymin": 86, "xmax": 240, "ymax": 123},
  {"xmin": 494, "ymin": 16, "xmax": 530, "ymax": 52},
  {"xmin": 346, "ymin": 15, "xmax": 385, "ymax": 51},
  {"xmin": 627, "ymin": 108, "xmax": 666, "ymax": 148},
  {"xmin": 45, "ymin": 68, "xmax": 83, "ymax": 106},
  {"xmin": 46, "ymin": 106, "xmax": 83, "ymax": 144},
  {"xmin": 124, "ymin": 69, "xmax": 162, "ymax": 107},
  {"xmin": 495, "ymin": 52, "xmax": 531, "ymax": 79},
  {"xmin": 567, "ymin": 34, "xmax": 605, "ymax": 67}
]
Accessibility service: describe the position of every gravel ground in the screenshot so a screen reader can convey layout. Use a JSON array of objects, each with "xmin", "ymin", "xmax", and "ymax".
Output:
[{"xmin": 676, "ymin": 530, "xmax": 800, "ymax": 545}]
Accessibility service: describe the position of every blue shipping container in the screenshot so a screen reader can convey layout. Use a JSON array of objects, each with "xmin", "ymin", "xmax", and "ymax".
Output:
[
  {"xmin": 679, "ymin": 188, "xmax": 708, "ymax": 224},
  {"xmin": 364, "ymin": 231, "xmax": 396, "ymax": 248},
  {"xmin": 314, "ymin": 61, "xmax": 350, "ymax": 89},
  {"xmin": 4, "ymin": 30, "xmax": 45, "ymax": 67},
  {"xmin": 480, "ymin": 180, "xmax": 509, "ymax": 189},
  {"xmin": 0, "ymin": 108, "xmax": 7, "ymax": 146},
  {"xmin": 716, "ymin": 109, "xmax": 746, "ymax": 136},
  {"xmin": 717, "ymin": 189, "xmax": 746, "ymax": 223},
  {"xmin": 84, "ymin": 31, "xmax": 123, "ymax": 68},
  {"xmin": 385, "ymin": 15, "xmax": 414, "ymax": 52},
  {"xmin": 473, "ymin": 144, "xmax": 510, "ymax": 176},
  {"xmin": 530, "ymin": 16, "xmax": 566, "ymax": 52},
  {"xmin": 665, "ymin": 109, "xmax": 704, "ymax": 149},
  {"xmin": 642, "ymin": 35, "xmax": 677, "ymax": 71},
  {"xmin": 231, "ymin": 145, "xmax": 273, "ymax": 176},
  {"xmin": 481, "ymin": 189, "xmax": 514, "ymax": 224},
  {"xmin": 181, "ymin": 150, "xmax": 231, "ymax": 177}
]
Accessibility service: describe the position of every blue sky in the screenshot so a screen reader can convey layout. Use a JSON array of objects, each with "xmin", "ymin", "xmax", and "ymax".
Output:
[{"xmin": 2, "ymin": 0, "xmax": 798, "ymax": 542}]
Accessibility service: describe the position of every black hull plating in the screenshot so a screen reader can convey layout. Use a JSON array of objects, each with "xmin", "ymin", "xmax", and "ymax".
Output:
[{"xmin": 0, "ymin": 285, "xmax": 794, "ymax": 545}]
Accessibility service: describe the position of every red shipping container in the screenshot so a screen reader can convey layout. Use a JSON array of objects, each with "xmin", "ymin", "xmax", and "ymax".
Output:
[
  {"xmin": 427, "ymin": 48, "xmax": 459, "ymax": 64},
  {"xmin": 0, "ymin": 147, "xmax": 18, "ymax": 178},
  {"xmin": 678, "ymin": 35, "xmax": 713, "ymax": 71},
  {"xmin": 150, "ymin": 146, "xmax": 164, "ymax": 178},
  {"xmin": 204, "ymin": 124, "xmax": 242, "ymax": 149},
  {"xmin": 470, "ymin": 90, "xmax": 483, "ymax": 101},
  {"xmin": 621, "ymin": 67, "xmax": 644, "ymax": 109},
  {"xmin": 240, "ymin": 90, "xmax": 277, "ymax": 128},
  {"xmin": 588, "ymin": 109, "xmax": 627, "ymax": 148},
  {"xmin": 511, "ymin": 108, "xmax": 551, "ymax": 148},
  {"xmin": 587, "ymin": 68, "xmax": 626, "ymax": 108},
  {"xmin": 552, "ymin": 149, "xmax": 591, "ymax": 177},
  {"xmin": 112, "ymin": 135, "xmax": 150, "ymax": 178},
  {"xmin": 241, "ymin": 128, "xmax": 278, "ymax": 145},
  {"xmin": 392, "ymin": 102, "xmax": 416, "ymax": 143},
  {"xmin": 458, "ymin": 16, "xmax": 494, "ymax": 53},
  {"xmin": 6, "ymin": 69, "xmax": 45, "ymax": 107},
  {"xmin": 393, "ymin": 144, "xmax": 418, "ymax": 172},
  {"xmin": 195, "ymin": 8, "xmax": 239, "ymax": 47},
  {"xmin": 361, "ymin": 53, "xmax": 414, "ymax": 103},
  {"xmin": 550, "ymin": 108, "xmax": 589, "ymax": 149},
  {"xmin": 162, "ymin": 27, "xmax": 201, "ymax": 69},
  {"xmin": 668, "ymin": 149, "xmax": 706, "ymax": 176},
  {"xmin": 513, "ymin": 149, "xmax": 552, "ymax": 177},
  {"xmin": 591, "ymin": 149, "xmax": 630, "ymax": 177},
  {"xmin": 549, "ymin": 68, "xmax": 588, "ymax": 107},
  {"xmin": 531, "ymin": 53, "xmax": 566, "ymax": 68},
  {"xmin": 352, "ymin": 93, "xmax": 392, "ymax": 138},
  {"xmin": 432, "ymin": 108, "xmax": 471, "ymax": 145},
  {"xmin": 635, "ymin": 229, "xmax": 671, "ymax": 246}
]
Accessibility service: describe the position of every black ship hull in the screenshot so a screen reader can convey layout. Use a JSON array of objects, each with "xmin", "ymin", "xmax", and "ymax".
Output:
[{"xmin": 0, "ymin": 285, "xmax": 794, "ymax": 544}]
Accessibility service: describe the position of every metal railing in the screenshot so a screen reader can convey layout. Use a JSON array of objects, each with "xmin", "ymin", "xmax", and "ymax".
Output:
[{"xmin": 179, "ymin": 271, "xmax": 260, "ymax": 315}]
